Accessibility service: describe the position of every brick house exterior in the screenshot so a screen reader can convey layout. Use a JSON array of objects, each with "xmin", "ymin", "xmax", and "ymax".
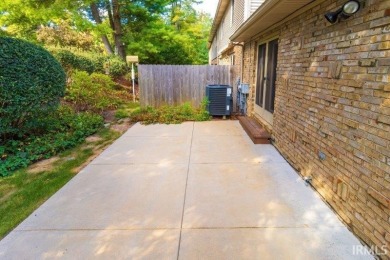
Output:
[{"xmin": 211, "ymin": 0, "xmax": 390, "ymax": 257}]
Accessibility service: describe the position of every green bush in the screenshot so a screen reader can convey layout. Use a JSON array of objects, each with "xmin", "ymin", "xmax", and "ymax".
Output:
[
  {"xmin": 0, "ymin": 37, "xmax": 66, "ymax": 138},
  {"xmin": 50, "ymin": 48, "xmax": 128, "ymax": 78},
  {"xmin": 115, "ymin": 109, "xmax": 129, "ymax": 119},
  {"xmin": 65, "ymin": 71, "xmax": 130, "ymax": 112},
  {"xmin": 90, "ymin": 55, "xmax": 108, "ymax": 74},
  {"xmin": 54, "ymin": 50, "xmax": 95, "ymax": 74},
  {"xmin": 0, "ymin": 105, "xmax": 103, "ymax": 176},
  {"xmin": 105, "ymin": 56, "xmax": 128, "ymax": 78},
  {"xmin": 130, "ymin": 100, "xmax": 210, "ymax": 124},
  {"xmin": 83, "ymin": 54, "xmax": 128, "ymax": 78},
  {"xmin": 114, "ymin": 102, "xmax": 141, "ymax": 119}
]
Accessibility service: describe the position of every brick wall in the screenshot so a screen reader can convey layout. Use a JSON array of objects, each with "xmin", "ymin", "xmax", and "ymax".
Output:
[
  {"xmin": 215, "ymin": 45, "xmax": 244, "ymax": 67},
  {"xmin": 243, "ymin": 41, "xmax": 256, "ymax": 118},
  {"xmin": 233, "ymin": 45, "xmax": 243, "ymax": 68},
  {"xmin": 243, "ymin": 0, "xmax": 390, "ymax": 257}
]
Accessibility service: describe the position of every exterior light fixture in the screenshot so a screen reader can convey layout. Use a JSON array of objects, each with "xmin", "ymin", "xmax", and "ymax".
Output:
[
  {"xmin": 343, "ymin": 0, "xmax": 360, "ymax": 15},
  {"xmin": 324, "ymin": 0, "xmax": 361, "ymax": 24}
]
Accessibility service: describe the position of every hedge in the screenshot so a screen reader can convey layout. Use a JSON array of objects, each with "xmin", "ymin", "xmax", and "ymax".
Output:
[{"xmin": 0, "ymin": 37, "xmax": 66, "ymax": 138}]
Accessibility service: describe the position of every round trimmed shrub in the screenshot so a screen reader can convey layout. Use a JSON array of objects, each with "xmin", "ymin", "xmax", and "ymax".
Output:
[{"xmin": 0, "ymin": 37, "xmax": 66, "ymax": 138}]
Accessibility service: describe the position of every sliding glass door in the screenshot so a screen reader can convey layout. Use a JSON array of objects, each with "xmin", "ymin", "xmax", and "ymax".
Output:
[{"xmin": 255, "ymin": 38, "xmax": 278, "ymax": 125}]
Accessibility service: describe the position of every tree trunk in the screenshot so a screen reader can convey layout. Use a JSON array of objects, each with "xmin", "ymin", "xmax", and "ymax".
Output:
[
  {"xmin": 111, "ymin": 0, "xmax": 126, "ymax": 60},
  {"xmin": 90, "ymin": 2, "xmax": 114, "ymax": 55},
  {"xmin": 105, "ymin": 0, "xmax": 115, "ymax": 32},
  {"xmin": 100, "ymin": 35, "xmax": 114, "ymax": 55},
  {"xmin": 171, "ymin": 0, "xmax": 183, "ymax": 31}
]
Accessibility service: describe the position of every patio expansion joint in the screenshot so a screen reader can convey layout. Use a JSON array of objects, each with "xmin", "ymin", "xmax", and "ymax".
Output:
[
  {"xmin": 13, "ymin": 228, "xmax": 182, "ymax": 232},
  {"xmin": 15, "ymin": 225, "xmax": 343, "ymax": 233},
  {"xmin": 178, "ymin": 224, "xmax": 343, "ymax": 230},
  {"xmin": 90, "ymin": 163, "xmax": 189, "ymax": 165},
  {"xmin": 177, "ymin": 122, "xmax": 195, "ymax": 260},
  {"xmin": 179, "ymin": 226, "xmax": 326, "ymax": 230},
  {"xmin": 90, "ymin": 161, "xmax": 291, "ymax": 166},
  {"xmin": 195, "ymin": 134, "xmax": 245, "ymax": 137},
  {"xmin": 188, "ymin": 161, "xmax": 290, "ymax": 165},
  {"xmin": 117, "ymin": 136, "xmax": 191, "ymax": 139}
]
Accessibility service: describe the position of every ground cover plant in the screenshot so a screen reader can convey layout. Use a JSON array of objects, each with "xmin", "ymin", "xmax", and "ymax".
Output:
[
  {"xmin": 65, "ymin": 70, "xmax": 131, "ymax": 112},
  {"xmin": 0, "ymin": 127, "xmax": 121, "ymax": 239},
  {"xmin": 0, "ymin": 105, "xmax": 103, "ymax": 177},
  {"xmin": 129, "ymin": 99, "xmax": 210, "ymax": 124},
  {"xmin": 115, "ymin": 102, "xmax": 142, "ymax": 119}
]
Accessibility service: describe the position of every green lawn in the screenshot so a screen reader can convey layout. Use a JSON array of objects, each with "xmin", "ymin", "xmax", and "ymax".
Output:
[{"xmin": 0, "ymin": 128, "xmax": 121, "ymax": 239}]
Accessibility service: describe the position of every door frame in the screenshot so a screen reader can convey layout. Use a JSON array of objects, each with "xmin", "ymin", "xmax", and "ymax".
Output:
[{"xmin": 254, "ymin": 35, "xmax": 279, "ymax": 127}]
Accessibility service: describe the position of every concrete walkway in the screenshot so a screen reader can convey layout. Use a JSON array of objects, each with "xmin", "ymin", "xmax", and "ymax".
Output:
[{"xmin": 0, "ymin": 121, "xmax": 372, "ymax": 259}]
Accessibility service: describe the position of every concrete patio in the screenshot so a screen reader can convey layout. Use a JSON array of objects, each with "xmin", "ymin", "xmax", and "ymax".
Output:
[{"xmin": 0, "ymin": 121, "xmax": 372, "ymax": 259}]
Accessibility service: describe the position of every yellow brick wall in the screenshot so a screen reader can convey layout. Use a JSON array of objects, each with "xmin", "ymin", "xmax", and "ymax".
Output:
[{"xmin": 243, "ymin": 0, "xmax": 390, "ymax": 257}]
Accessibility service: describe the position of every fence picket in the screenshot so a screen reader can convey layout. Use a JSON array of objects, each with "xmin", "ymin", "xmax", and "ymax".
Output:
[{"xmin": 139, "ymin": 65, "xmax": 238, "ymax": 108}]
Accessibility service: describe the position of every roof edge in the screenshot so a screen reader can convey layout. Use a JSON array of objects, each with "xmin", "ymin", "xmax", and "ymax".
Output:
[
  {"xmin": 207, "ymin": 0, "xmax": 230, "ymax": 48},
  {"xmin": 230, "ymin": 0, "xmax": 318, "ymax": 42},
  {"xmin": 230, "ymin": 0, "xmax": 279, "ymax": 42}
]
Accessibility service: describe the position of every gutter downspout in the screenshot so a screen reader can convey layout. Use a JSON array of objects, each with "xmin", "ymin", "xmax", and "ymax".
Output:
[{"xmin": 241, "ymin": 44, "xmax": 244, "ymax": 82}]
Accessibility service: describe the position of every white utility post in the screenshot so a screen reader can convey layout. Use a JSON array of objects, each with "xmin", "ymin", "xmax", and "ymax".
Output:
[
  {"xmin": 126, "ymin": 56, "xmax": 139, "ymax": 102},
  {"xmin": 131, "ymin": 63, "xmax": 135, "ymax": 102}
]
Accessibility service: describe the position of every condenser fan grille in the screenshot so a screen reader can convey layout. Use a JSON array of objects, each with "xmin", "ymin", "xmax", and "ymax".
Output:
[{"xmin": 206, "ymin": 85, "xmax": 232, "ymax": 116}]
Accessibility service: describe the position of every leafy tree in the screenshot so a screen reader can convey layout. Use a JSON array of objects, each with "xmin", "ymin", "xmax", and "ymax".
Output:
[
  {"xmin": 167, "ymin": 1, "xmax": 212, "ymax": 64},
  {"xmin": 87, "ymin": 0, "xmax": 172, "ymax": 60},
  {"xmin": 170, "ymin": 0, "xmax": 201, "ymax": 30},
  {"xmin": 125, "ymin": 19, "xmax": 192, "ymax": 64},
  {"xmin": 0, "ymin": 0, "xmax": 83, "ymax": 40},
  {"xmin": 123, "ymin": 0, "xmax": 211, "ymax": 64},
  {"xmin": 89, "ymin": 0, "xmax": 125, "ymax": 59},
  {"xmin": 37, "ymin": 20, "xmax": 97, "ymax": 51},
  {"xmin": 0, "ymin": 0, "xmax": 212, "ymax": 64}
]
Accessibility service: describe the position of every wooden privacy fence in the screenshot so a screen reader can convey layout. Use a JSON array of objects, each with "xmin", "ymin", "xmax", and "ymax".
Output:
[{"xmin": 138, "ymin": 65, "xmax": 238, "ymax": 108}]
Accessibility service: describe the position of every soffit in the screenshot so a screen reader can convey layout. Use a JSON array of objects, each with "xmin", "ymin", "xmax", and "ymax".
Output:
[{"xmin": 231, "ymin": 0, "xmax": 314, "ymax": 42}]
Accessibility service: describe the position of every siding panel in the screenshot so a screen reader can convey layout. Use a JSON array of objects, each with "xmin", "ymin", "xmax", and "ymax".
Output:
[
  {"xmin": 209, "ymin": 0, "xmax": 266, "ymax": 64},
  {"xmin": 250, "ymin": 0, "xmax": 265, "ymax": 14}
]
